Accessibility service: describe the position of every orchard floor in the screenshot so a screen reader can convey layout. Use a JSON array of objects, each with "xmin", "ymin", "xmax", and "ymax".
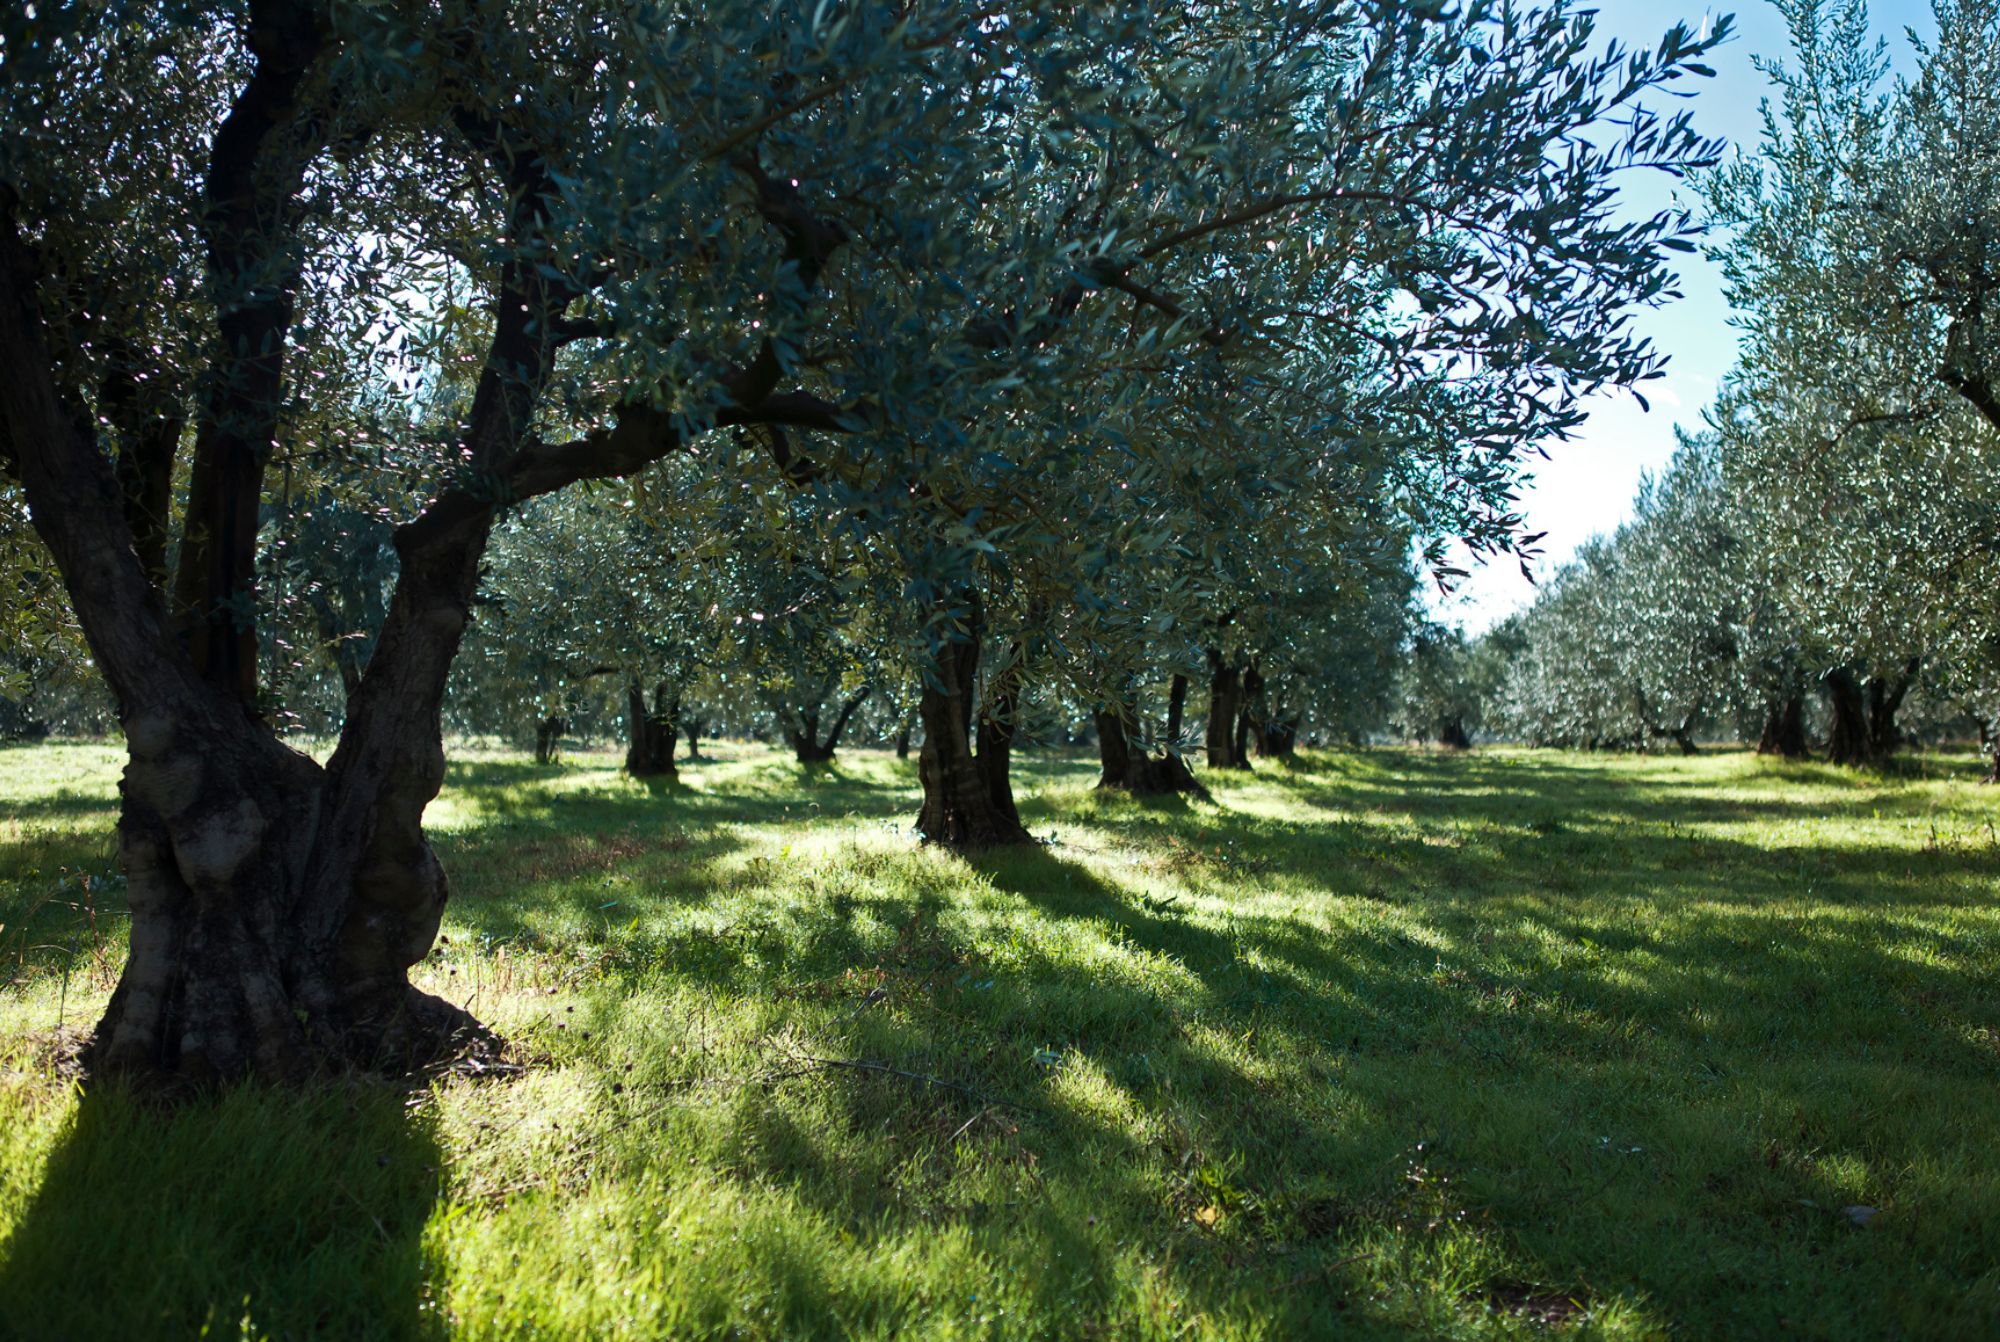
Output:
[{"xmin": 1, "ymin": 742, "xmax": 1998, "ymax": 1341}]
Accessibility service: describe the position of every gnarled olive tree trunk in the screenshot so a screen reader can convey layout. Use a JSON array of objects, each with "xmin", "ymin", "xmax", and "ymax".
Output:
[
  {"xmin": 1646, "ymin": 722, "xmax": 1698, "ymax": 755},
  {"xmin": 0, "ymin": 8, "xmax": 576, "ymax": 1081},
  {"xmin": 1867, "ymin": 658, "xmax": 1919, "ymax": 758},
  {"xmin": 39, "ymin": 457, "xmax": 514, "ymax": 1083},
  {"xmin": 1094, "ymin": 706, "xmax": 1209, "ymax": 797},
  {"xmin": 534, "ymin": 716, "xmax": 566, "ymax": 764},
  {"xmin": 625, "ymin": 680, "xmax": 680, "ymax": 779},
  {"xmin": 915, "ymin": 600, "xmax": 1033, "ymax": 850},
  {"xmin": 3, "ymin": 0, "xmax": 875, "ymax": 1085},
  {"xmin": 1205, "ymin": 651, "xmax": 1252, "ymax": 770},
  {"xmin": 1824, "ymin": 667, "xmax": 1871, "ymax": 766},
  {"xmin": 1757, "ymin": 693, "xmax": 1808, "ymax": 759},
  {"xmin": 784, "ymin": 687, "xmax": 869, "ymax": 763},
  {"xmin": 1255, "ymin": 717, "xmax": 1299, "ymax": 757}
]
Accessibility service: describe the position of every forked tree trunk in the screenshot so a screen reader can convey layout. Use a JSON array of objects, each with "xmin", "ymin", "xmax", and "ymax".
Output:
[
  {"xmin": 0, "ymin": 10, "xmax": 574, "ymax": 1082},
  {"xmin": 915, "ymin": 605, "xmax": 1033, "ymax": 850},
  {"xmin": 626, "ymin": 681, "xmax": 679, "ymax": 778},
  {"xmin": 534, "ymin": 716, "xmax": 565, "ymax": 764},
  {"xmin": 787, "ymin": 688, "xmax": 869, "ymax": 763},
  {"xmin": 1438, "ymin": 717, "xmax": 1473, "ymax": 750},
  {"xmin": 1255, "ymin": 718, "xmax": 1299, "ymax": 757},
  {"xmin": 1867, "ymin": 659, "xmax": 1918, "ymax": 758},
  {"xmin": 786, "ymin": 710, "xmax": 829, "ymax": 763},
  {"xmin": 1824, "ymin": 668, "xmax": 1870, "ymax": 766},
  {"xmin": 0, "ymin": 1, "xmax": 861, "ymax": 1085},
  {"xmin": 1634, "ymin": 688, "xmax": 1697, "ymax": 756},
  {"xmin": 1095, "ymin": 708, "xmax": 1209, "ymax": 797},
  {"xmin": 1758, "ymin": 693, "xmax": 1809, "ymax": 759},
  {"xmin": 46, "ymin": 437, "xmax": 526, "ymax": 1083},
  {"xmin": 1205, "ymin": 651, "xmax": 1251, "ymax": 770}
]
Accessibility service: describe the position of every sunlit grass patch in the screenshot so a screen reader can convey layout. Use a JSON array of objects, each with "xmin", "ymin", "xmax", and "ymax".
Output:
[{"xmin": 2, "ymin": 742, "xmax": 1998, "ymax": 1338}]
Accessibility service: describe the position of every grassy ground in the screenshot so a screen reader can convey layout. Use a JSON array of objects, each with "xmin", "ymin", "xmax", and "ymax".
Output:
[{"xmin": 1, "ymin": 741, "xmax": 1997, "ymax": 1340}]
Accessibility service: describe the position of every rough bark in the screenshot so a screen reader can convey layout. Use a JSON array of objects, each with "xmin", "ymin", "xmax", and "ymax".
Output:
[
  {"xmin": 625, "ymin": 681, "xmax": 679, "ymax": 779},
  {"xmin": 1255, "ymin": 718, "xmax": 1299, "ymax": 757},
  {"xmin": 1757, "ymin": 694, "xmax": 1809, "ymax": 759},
  {"xmin": 0, "ymin": 9, "xmax": 518, "ymax": 1085},
  {"xmin": 1867, "ymin": 659, "xmax": 1918, "ymax": 758},
  {"xmin": 787, "ymin": 688, "xmax": 869, "ymax": 763},
  {"xmin": 1824, "ymin": 667, "xmax": 1871, "ymax": 766},
  {"xmin": 914, "ymin": 604, "xmax": 1033, "ymax": 850},
  {"xmin": 169, "ymin": 2, "xmax": 340, "ymax": 709},
  {"xmin": 534, "ymin": 716, "xmax": 565, "ymax": 764},
  {"xmin": 1205, "ymin": 651, "xmax": 1251, "ymax": 770},
  {"xmin": 1095, "ymin": 708, "xmax": 1210, "ymax": 797},
  {"xmin": 0, "ymin": 3, "xmax": 879, "ymax": 1086},
  {"xmin": 1165, "ymin": 673, "xmax": 1190, "ymax": 745}
]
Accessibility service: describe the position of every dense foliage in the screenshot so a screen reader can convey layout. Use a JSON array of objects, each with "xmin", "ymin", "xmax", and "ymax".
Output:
[{"xmin": 1480, "ymin": 1, "xmax": 2000, "ymax": 769}]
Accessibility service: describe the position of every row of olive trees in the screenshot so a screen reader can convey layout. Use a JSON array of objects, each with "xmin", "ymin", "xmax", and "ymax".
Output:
[
  {"xmin": 1473, "ymin": 1, "xmax": 2000, "ymax": 768},
  {"xmin": 0, "ymin": 0, "xmax": 1723, "ymax": 1083}
]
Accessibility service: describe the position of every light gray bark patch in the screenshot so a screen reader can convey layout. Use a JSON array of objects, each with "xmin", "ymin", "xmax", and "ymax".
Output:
[
  {"xmin": 174, "ymin": 796, "xmax": 268, "ymax": 888},
  {"xmin": 124, "ymin": 712, "xmax": 175, "ymax": 757},
  {"xmin": 126, "ymin": 753, "xmax": 205, "ymax": 820}
]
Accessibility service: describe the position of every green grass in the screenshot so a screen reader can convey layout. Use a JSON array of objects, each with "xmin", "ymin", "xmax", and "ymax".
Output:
[{"xmin": 2, "ymin": 740, "xmax": 1998, "ymax": 1340}]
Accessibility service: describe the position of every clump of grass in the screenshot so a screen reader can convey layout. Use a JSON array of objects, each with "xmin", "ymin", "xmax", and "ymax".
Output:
[{"xmin": 2, "ymin": 740, "xmax": 1998, "ymax": 1339}]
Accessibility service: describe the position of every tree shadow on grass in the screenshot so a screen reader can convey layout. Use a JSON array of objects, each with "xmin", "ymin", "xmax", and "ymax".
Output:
[
  {"xmin": 441, "ymin": 756, "xmax": 917, "ymax": 830},
  {"xmin": 1258, "ymin": 747, "xmax": 1991, "ymax": 830},
  {"xmin": 0, "ymin": 1083, "xmax": 445, "ymax": 1341},
  {"xmin": 871, "ymin": 839, "xmax": 1998, "ymax": 1337},
  {"xmin": 7, "ymin": 744, "xmax": 1996, "ymax": 1336},
  {"xmin": 0, "ymin": 791, "xmax": 121, "ymax": 822}
]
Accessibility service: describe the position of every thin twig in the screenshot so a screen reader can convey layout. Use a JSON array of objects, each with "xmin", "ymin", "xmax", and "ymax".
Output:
[{"xmin": 946, "ymin": 1105, "xmax": 991, "ymax": 1145}]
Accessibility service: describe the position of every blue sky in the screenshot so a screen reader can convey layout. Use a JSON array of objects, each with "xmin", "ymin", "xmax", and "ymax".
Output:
[{"xmin": 1434, "ymin": 0, "xmax": 1937, "ymax": 632}]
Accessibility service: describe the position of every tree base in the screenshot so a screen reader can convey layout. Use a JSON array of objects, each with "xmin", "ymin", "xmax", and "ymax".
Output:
[
  {"xmin": 1757, "ymin": 706, "xmax": 1810, "ymax": 759},
  {"xmin": 85, "ymin": 982, "xmax": 497, "ymax": 1094},
  {"xmin": 1098, "ymin": 752, "xmax": 1211, "ymax": 800},
  {"xmin": 916, "ymin": 810, "xmax": 1036, "ymax": 851}
]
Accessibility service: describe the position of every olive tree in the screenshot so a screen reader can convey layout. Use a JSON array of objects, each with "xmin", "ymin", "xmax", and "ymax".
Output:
[{"xmin": 0, "ymin": 0, "xmax": 1724, "ymax": 1082}]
